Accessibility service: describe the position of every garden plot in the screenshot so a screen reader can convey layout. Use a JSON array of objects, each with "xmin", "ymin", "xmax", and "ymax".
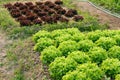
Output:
[
  {"xmin": 4, "ymin": 0, "xmax": 84, "ymax": 26},
  {"xmin": 33, "ymin": 28, "xmax": 120, "ymax": 80}
]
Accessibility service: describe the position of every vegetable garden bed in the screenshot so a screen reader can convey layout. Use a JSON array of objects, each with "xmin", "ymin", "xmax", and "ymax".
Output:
[
  {"xmin": 33, "ymin": 28, "xmax": 120, "ymax": 80},
  {"xmin": 4, "ymin": 1, "xmax": 83, "ymax": 26}
]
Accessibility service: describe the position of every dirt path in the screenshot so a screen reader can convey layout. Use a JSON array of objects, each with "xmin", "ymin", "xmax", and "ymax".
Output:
[
  {"xmin": 0, "ymin": 33, "xmax": 13, "ymax": 80},
  {"xmin": 75, "ymin": 1, "xmax": 120, "ymax": 30}
]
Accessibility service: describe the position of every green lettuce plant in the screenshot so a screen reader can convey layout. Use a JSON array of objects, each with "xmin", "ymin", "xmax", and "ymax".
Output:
[
  {"xmin": 115, "ymin": 74, "xmax": 120, "ymax": 80},
  {"xmin": 67, "ymin": 51, "xmax": 90, "ymax": 64},
  {"xmin": 108, "ymin": 46, "xmax": 120, "ymax": 60},
  {"xmin": 62, "ymin": 71, "xmax": 91, "ymax": 80},
  {"xmin": 101, "ymin": 58, "xmax": 120, "ymax": 78},
  {"xmin": 76, "ymin": 63, "xmax": 104, "ymax": 80},
  {"xmin": 49, "ymin": 57, "xmax": 77, "ymax": 80},
  {"xmin": 40, "ymin": 46, "xmax": 62, "ymax": 64},
  {"xmin": 58, "ymin": 40, "xmax": 79, "ymax": 56},
  {"xmin": 89, "ymin": 47, "xmax": 108, "ymax": 64},
  {"xmin": 33, "ymin": 30, "xmax": 51, "ymax": 43},
  {"xmin": 95, "ymin": 37, "xmax": 116, "ymax": 50},
  {"xmin": 34, "ymin": 38, "xmax": 54, "ymax": 52},
  {"xmin": 78, "ymin": 40, "xmax": 94, "ymax": 52}
]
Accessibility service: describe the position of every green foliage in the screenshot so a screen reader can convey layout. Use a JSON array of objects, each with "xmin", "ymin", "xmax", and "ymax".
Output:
[
  {"xmin": 58, "ymin": 40, "xmax": 79, "ymax": 56},
  {"xmin": 72, "ymin": 33, "xmax": 85, "ymax": 42},
  {"xmin": 102, "ymin": 30, "xmax": 118, "ymax": 37},
  {"xmin": 42, "ymin": 23, "xmax": 71, "ymax": 32},
  {"xmin": 13, "ymin": 68, "xmax": 25, "ymax": 80},
  {"xmin": 0, "ymin": 8, "xmax": 19, "ymax": 30},
  {"xmin": 32, "ymin": 28, "xmax": 120, "ymax": 80},
  {"xmin": 62, "ymin": 71, "xmax": 91, "ymax": 80},
  {"xmin": 101, "ymin": 58, "xmax": 120, "ymax": 78},
  {"xmin": 108, "ymin": 46, "xmax": 120, "ymax": 60},
  {"xmin": 0, "ymin": 0, "xmax": 24, "ymax": 4},
  {"xmin": 49, "ymin": 57, "xmax": 77, "ymax": 80},
  {"xmin": 89, "ymin": 47, "xmax": 108, "ymax": 64},
  {"xmin": 90, "ymin": 0, "xmax": 120, "ymax": 14},
  {"xmin": 51, "ymin": 29, "xmax": 68, "ymax": 38},
  {"xmin": 51, "ymin": 28, "xmax": 80, "ymax": 38},
  {"xmin": 113, "ymin": 35, "xmax": 120, "ymax": 46},
  {"xmin": 33, "ymin": 30, "xmax": 51, "ymax": 43},
  {"xmin": 78, "ymin": 40, "xmax": 94, "ymax": 52},
  {"xmin": 64, "ymin": 28, "xmax": 80, "ymax": 35},
  {"xmin": 9, "ymin": 25, "xmax": 43, "ymax": 39},
  {"xmin": 67, "ymin": 51, "xmax": 90, "ymax": 64},
  {"xmin": 95, "ymin": 37, "xmax": 116, "ymax": 50},
  {"xmin": 63, "ymin": 0, "xmax": 74, "ymax": 9},
  {"xmin": 115, "ymin": 74, "xmax": 120, "ymax": 80},
  {"xmin": 55, "ymin": 34, "xmax": 72, "ymax": 47},
  {"xmin": 40, "ymin": 46, "xmax": 62, "ymax": 64},
  {"xmin": 87, "ymin": 30, "xmax": 103, "ymax": 42},
  {"xmin": 52, "ymin": 28, "xmax": 82, "ymax": 46},
  {"xmin": 34, "ymin": 38, "xmax": 54, "ymax": 52},
  {"xmin": 87, "ymin": 30, "xmax": 120, "ymax": 42},
  {"xmin": 76, "ymin": 63, "xmax": 104, "ymax": 80}
]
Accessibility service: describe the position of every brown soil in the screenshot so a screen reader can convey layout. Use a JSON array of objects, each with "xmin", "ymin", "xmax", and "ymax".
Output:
[{"xmin": 75, "ymin": 1, "xmax": 120, "ymax": 30}]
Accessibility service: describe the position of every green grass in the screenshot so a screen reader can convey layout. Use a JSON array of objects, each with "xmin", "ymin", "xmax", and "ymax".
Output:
[
  {"xmin": 0, "ymin": 63, "xmax": 4, "ymax": 67},
  {"xmin": 90, "ymin": 0, "xmax": 120, "ymax": 14},
  {"xmin": 6, "ymin": 37, "xmax": 45, "ymax": 80},
  {"xmin": 12, "ymin": 68, "xmax": 25, "ymax": 80},
  {"xmin": 0, "ymin": 7, "xmax": 19, "ymax": 29},
  {"xmin": 0, "ymin": 0, "xmax": 34, "ymax": 4}
]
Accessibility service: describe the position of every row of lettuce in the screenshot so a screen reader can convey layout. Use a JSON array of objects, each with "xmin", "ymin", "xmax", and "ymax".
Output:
[
  {"xmin": 33, "ymin": 28, "xmax": 120, "ymax": 80},
  {"xmin": 90, "ymin": 0, "xmax": 120, "ymax": 14}
]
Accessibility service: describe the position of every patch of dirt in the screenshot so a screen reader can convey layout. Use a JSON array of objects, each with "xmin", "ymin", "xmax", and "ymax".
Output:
[
  {"xmin": 0, "ymin": 36, "xmax": 50, "ymax": 80},
  {"xmin": 0, "ymin": 33, "xmax": 13, "ymax": 80},
  {"xmin": 75, "ymin": 1, "xmax": 120, "ymax": 30}
]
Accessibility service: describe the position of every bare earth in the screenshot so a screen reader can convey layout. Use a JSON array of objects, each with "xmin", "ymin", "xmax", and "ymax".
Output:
[{"xmin": 75, "ymin": 1, "xmax": 120, "ymax": 30}]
